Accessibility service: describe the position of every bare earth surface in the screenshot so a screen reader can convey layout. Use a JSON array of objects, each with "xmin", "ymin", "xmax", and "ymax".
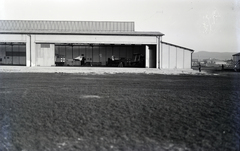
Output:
[
  {"xmin": 0, "ymin": 67, "xmax": 240, "ymax": 150},
  {"xmin": 0, "ymin": 66, "xmax": 203, "ymax": 75}
]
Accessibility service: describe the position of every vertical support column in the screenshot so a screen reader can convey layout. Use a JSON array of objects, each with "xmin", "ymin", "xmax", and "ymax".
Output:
[
  {"xmin": 191, "ymin": 51, "xmax": 193, "ymax": 69},
  {"xmin": 156, "ymin": 36, "xmax": 162, "ymax": 69},
  {"xmin": 26, "ymin": 35, "xmax": 31, "ymax": 67},
  {"xmin": 156, "ymin": 37, "xmax": 159, "ymax": 69},
  {"xmin": 52, "ymin": 44, "xmax": 55, "ymax": 66},
  {"xmin": 160, "ymin": 36, "xmax": 162, "ymax": 69},
  {"xmin": 31, "ymin": 35, "xmax": 36, "ymax": 67},
  {"xmin": 145, "ymin": 45, "xmax": 150, "ymax": 68}
]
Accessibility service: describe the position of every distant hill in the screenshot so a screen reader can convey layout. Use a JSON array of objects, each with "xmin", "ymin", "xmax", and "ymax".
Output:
[{"xmin": 192, "ymin": 51, "xmax": 237, "ymax": 61}]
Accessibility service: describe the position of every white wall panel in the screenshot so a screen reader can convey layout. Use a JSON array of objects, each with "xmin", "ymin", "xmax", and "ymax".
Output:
[
  {"xmin": 177, "ymin": 48, "xmax": 184, "ymax": 68},
  {"xmin": 34, "ymin": 35, "xmax": 157, "ymax": 45},
  {"xmin": 162, "ymin": 44, "xmax": 169, "ymax": 69},
  {"xmin": 184, "ymin": 50, "xmax": 192, "ymax": 69},
  {"xmin": 169, "ymin": 46, "xmax": 177, "ymax": 69},
  {"xmin": 35, "ymin": 44, "xmax": 55, "ymax": 66},
  {"xmin": 0, "ymin": 34, "xmax": 26, "ymax": 42}
]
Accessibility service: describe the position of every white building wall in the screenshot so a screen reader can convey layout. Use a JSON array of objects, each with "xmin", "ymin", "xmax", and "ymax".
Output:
[
  {"xmin": 161, "ymin": 42, "xmax": 192, "ymax": 69},
  {"xmin": 169, "ymin": 46, "xmax": 177, "ymax": 69}
]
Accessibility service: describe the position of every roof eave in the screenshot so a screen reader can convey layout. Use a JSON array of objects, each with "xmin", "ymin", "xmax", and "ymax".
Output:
[
  {"xmin": 0, "ymin": 31, "xmax": 164, "ymax": 37},
  {"xmin": 162, "ymin": 41, "xmax": 194, "ymax": 52}
]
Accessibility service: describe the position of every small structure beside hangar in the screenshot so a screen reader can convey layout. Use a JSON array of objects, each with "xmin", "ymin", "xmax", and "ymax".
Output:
[
  {"xmin": 233, "ymin": 52, "xmax": 240, "ymax": 71},
  {"xmin": 0, "ymin": 20, "xmax": 193, "ymax": 69},
  {"xmin": 233, "ymin": 52, "xmax": 240, "ymax": 62}
]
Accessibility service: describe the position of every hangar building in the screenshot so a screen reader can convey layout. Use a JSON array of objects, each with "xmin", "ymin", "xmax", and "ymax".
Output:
[{"xmin": 0, "ymin": 20, "xmax": 193, "ymax": 69}]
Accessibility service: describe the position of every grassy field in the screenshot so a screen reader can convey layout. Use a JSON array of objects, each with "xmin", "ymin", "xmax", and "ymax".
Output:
[{"xmin": 0, "ymin": 72, "xmax": 240, "ymax": 150}]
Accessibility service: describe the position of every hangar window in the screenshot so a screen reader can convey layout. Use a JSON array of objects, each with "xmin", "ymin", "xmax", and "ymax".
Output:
[
  {"xmin": 41, "ymin": 44, "xmax": 50, "ymax": 48},
  {"xmin": 0, "ymin": 43, "xmax": 26, "ymax": 65}
]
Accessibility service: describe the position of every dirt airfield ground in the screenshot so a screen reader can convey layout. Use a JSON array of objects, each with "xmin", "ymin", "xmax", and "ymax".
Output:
[
  {"xmin": 0, "ymin": 66, "xmax": 240, "ymax": 150},
  {"xmin": 0, "ymin": 66, "xmax": 203, "ymax": 75}
]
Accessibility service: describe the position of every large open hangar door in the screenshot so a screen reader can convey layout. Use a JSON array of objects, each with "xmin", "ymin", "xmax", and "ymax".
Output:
[
  {"xmin": 55, "ymin": 44, "xmax": 145, "ymax": 67},
  {"xmin": 0, "ymin": 43, "xmax": 26, "ymax": 66}
]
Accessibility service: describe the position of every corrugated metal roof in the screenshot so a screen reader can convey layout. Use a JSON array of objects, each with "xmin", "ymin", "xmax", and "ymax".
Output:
[
  {"xmin": 0, "ymin": 20, "xmax": 134, "ymax": 32},
  {"xmin": 0, "ymin": 20, "xmax": 164, "ymax": 36}
]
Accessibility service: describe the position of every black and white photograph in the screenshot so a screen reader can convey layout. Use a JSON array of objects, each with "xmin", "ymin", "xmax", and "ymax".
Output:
[{"xmin": 0, "ymin": 0, "xmax": 239, "ymax": 150}]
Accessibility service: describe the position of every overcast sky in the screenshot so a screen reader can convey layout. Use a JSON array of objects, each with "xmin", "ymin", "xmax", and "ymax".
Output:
[{"xmin": 0, "ymin": 0, "xmax": 239, "ymax": 53}]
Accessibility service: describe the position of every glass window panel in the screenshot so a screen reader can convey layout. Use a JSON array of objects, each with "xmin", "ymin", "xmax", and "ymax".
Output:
[
  {"xmin": 92, "ymin": 46, "xmax": 99, "ymax": 62},
  {"xmin": 85, "ymin": 46, "xmax": 92, "ymax": 62},
  {"xmin": 65, "ymin": 46, "xmax": 72, "ymax": 59},
  {"xmin": 12, "ymin": 45, "xmax": 19, "ymax": 64},
  {"xmin": 112, "ymin": 46, "xmax": 119, "ymax": 59},
  {"xmin": 73, "ymin": 46, "xmax": 80, "ymax": 58},
  {"xmin": 99, "ymin": 46, "xmax": 106, "ymax": 65},
  {"xmin": 119, "ymin": 46, "xmax": 127, "ymax": 59},
  {"xmin": 59, "ymin": 46, "xmax": 65, "ymax": 57},
  {"xmin": 79, "ymin": 45, "xmax": 85, "ymax": 57},
  {"xmin": 105, "ymin": 46, "xmax": 112, "ymax": 60}
]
